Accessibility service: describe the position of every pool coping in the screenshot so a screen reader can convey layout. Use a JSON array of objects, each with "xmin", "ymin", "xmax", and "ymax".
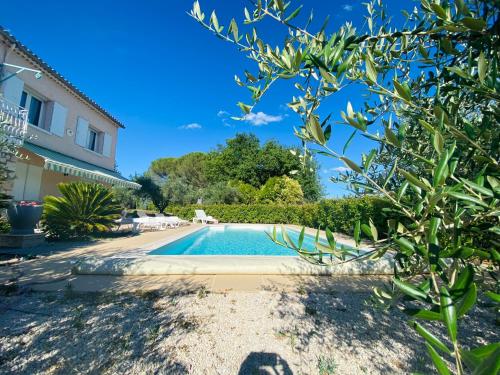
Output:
[{"xmin": 73, "ymin": 224, "xmax": 393, "ymax": 276}]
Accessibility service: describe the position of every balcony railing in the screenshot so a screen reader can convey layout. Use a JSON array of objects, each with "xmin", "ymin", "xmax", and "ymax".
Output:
[{"xmin": 0, "ymin": 95, "xmax": 28, "ymax": 145}]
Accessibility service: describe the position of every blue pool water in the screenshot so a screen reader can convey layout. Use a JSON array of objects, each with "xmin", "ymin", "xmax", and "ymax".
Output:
[{"xmin": 149, "ymin": 225, "xmax": 328, "ymax": 256}]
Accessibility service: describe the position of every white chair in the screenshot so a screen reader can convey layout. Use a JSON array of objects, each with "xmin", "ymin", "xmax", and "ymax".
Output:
[
  {"xmin": 193, "ymin": 209, "xmax": 219, "ymax": 224},
  {"xmin": 133, "ymin": 211, "xmax": 165, "ymax": 231},
  {"xmin": 155, "ymin": 213, "xmax": 180, "ymax": 229},
  {"xmin": 166, "ymin": 215, "xmax": 190, "ymax": 227}
]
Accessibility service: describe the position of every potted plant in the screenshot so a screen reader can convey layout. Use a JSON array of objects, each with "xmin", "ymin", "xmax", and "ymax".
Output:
[{"xmin": 7, "ymin": 201, "xmax": 43, "ymax": 235}]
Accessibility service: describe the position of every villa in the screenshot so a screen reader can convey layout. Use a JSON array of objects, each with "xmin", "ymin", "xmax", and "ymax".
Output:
[
  {"xmin": 0, "ymin": 0, "xmax": 497, "ymax": 373},
  {"xmin": 0, "ymin": 27, "xmax": 139, "ymax": 202}
]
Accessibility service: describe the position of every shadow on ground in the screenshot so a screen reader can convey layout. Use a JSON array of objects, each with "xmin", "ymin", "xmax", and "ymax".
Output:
[
  {"xmin": 0, "ymin": 279, "xmax": 206, "ymax": 374},
  {"xmin": 238, "ymin": 352, "xmax": 293, "ymax": 375},
  {"xmin": 264, "ymin": 274, "xmax": 499, "ymax": 374}
]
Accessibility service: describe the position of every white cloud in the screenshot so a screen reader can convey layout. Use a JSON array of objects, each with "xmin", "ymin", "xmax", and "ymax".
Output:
[
  {"xmin": 334, "ymin": 166, "xmax": 349, "ymax": 172},
  {"xmin": 178, "ymin": 122, "xmax": 202, "ymax": 130},
  {"xmin": 242, "ymin": 111, "xmax": 283, "ymax": 126},
  {"xmin": 342, "ymin": 4, "xmax": 353, "ymax": 11},
  {"xmin": 323, "ymin": 166, "xmax": 350, "ymax": 174},
  {"xmin": 217, "ymin": 110, "xmax": 230, "ymax": 117}
]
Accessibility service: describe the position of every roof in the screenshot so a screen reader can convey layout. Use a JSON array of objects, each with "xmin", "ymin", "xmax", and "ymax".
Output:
[
  {"xmin": 0, "ymin": 26, "xmax": 125, "ymax": 129},
  {"xmin": 23, "ymin": 142, "xmax": 140, "ymax": 190}
]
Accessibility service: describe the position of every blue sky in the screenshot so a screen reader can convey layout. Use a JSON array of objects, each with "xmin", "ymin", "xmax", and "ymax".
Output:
[{"xmin": 1, "ymin": 0, "xmax": 414, "ymax": 197}]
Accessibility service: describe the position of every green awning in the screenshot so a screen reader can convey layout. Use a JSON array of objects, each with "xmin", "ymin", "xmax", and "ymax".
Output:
[{"xmin": 22, "ymin": 142, "xmax": 140, "ymax": 189}]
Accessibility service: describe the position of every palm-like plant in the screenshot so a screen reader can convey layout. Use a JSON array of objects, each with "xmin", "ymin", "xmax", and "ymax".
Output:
[{"xmin": 43, "ymin": 182, "xmax": 121, "ymax": 239}]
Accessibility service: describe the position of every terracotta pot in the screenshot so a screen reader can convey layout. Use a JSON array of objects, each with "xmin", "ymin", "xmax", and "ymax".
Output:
[{"xmin": 7, "ymin": 204, "xmax": 43, "ymax": 235}]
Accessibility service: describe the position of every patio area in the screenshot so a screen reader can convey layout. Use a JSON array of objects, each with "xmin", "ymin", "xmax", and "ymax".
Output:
[
  {"xmin": 0, "ymin": 224, "xmax": 390, "ymax": 293},
  {"xmin": 1, "ymin": 227, "xmax": 497, "ymax": 375}
]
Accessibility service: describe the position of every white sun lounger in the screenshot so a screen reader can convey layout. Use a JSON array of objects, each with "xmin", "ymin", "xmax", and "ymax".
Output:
[
  {"xmin": 154, "ymin": 214, "xmax": 188, "ymax": 228},
  {"xmin": 192, "ymin": 209, "xmax": 219, "ymax": 224},
  {"xmin": 132, "ymin": 211, "xmax": 166, "ymax": 231}
]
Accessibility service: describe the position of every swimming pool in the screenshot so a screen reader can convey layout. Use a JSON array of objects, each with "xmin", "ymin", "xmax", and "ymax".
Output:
[{"xmin": 149, "ymin": 225, "xmax": 328, "ymax": 256}]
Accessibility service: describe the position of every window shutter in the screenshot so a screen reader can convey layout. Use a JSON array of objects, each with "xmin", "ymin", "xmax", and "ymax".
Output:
[
  {"xmin": 102, "ymin": 132, "xmax": 112, "ymax": 157},
  {"xmin": 1, "ymin": 73, "xmax": 24, "ymax": 105},
  {"xmin": 46, "ymin": 101, "xmax": 67, "ymax": 137},
  {"xmin": 75, "ymin": 117, "xmax": 89, "ymax": 146}
]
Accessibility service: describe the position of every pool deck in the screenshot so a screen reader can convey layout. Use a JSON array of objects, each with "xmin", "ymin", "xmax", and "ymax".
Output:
[
  {"xmin": 73, "ymin": 224, "xmax": 392, "ymax": 276},
  {"xmin": 0, "ymin": 224, "xmax": 392, "ymax": 293}
]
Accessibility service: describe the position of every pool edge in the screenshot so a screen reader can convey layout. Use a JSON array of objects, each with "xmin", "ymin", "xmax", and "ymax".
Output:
[{"xmin": 73, "ymin": 255, "xmax": 394, "ymax": 276}]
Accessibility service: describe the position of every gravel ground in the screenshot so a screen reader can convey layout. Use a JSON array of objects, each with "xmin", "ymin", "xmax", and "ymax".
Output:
[{"xmin": 0, "ymin": 284, "xmax": 497, "ymax": 375}]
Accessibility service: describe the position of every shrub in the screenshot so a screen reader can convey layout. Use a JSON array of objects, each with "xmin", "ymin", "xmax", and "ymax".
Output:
[
  {"xmin": 258, "ymin": 176, "xmax": 304, "ymax": 204},
  {"xmin": 168, "ymin": 196, "xmax": 390, "ymax": 235},
  {"xmin": 229, "ymin": 180, "xmax": 259, "ymax": 204},
  {"xmin": 42, "ymin": 182, "xmax": 122, "ymax": 240},
  {"xmin": 0, "ymin": 216, "xmax": 10, "ymax": 234}
]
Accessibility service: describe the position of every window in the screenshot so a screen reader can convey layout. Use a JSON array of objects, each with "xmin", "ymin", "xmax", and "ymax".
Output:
[
  {"xmin": 87, "ymin": 128, "xmax": 98, "ymax": 152},
  {"xmin": 28, "ymin": 97, "xmax": 42, "ymax": 126},
  {"xmin": 20, "ymin": 91, "xmax": 27, "ymax": 108},
  {"xmin": 19, "ymin": 90, "xmax": 44, "ymax": 127},
  {"xmin": 85, "ymin": 127, "xmax": 104, "ymax": 153}
]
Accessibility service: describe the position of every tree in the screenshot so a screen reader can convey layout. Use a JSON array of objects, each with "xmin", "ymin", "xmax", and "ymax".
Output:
[
  {"xmin": 192, "ymin": 0, "xmax": 499, "ymax": 373},
  {"xmin": 206, "ymin": 133, "xmax": 262, "ymax": 186},
  {"xmin": 134, "ymin": 175, "xmax": 169, "ymax": 213},
  {"xmin": 201, "ymin": 181, "xmax": 239, "ymax": 204},
  {"xmin": 111, "ymin": 187, "xmax": 138, "ymax": 209},
  {"xmin": 150, "ymin": 152, "xmax": 208, "ymax": 189},
  {"xmin": 258, "ymin": 176, "xmax": 304, "ymax": 204},
  {"xmin": 206, "ymin": 133, "xmax": 323, "ymax": 200},
  {"xmin": 149, "ymin": 133, "xmax": 323, "ymax": 202},
  {"xmin": 162, "ymin": 177, "xmax": 199, "ymax": 206},
  {"xmin": 294, "ymin": 150, "xmax": 322, "ymax": 202}
]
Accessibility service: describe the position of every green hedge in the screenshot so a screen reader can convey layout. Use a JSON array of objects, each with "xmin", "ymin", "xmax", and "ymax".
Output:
[{"xmin": 168, "ymin": 196, "xmax": 391, "ymax": 236}]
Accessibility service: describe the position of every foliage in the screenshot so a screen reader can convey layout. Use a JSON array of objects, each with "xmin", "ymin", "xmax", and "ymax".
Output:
[
  {"xmin": 258, "ymin": 175, "xmax": 304, "ymax": 204},
  {"xmin": 0, "ymin": 121, "xmax": 19, "ymax": 229},
  {"xmin": 134, "ymin": 175, "xmax": 169, "ymax": 213},
  {"xmin": 148, "ymin": 133, "xmax": 322, "ymax": 203},
  {"xmin": 0, "ymin": 127, "xmax": 16, "ymax": 210},
  {"xmin": 317, "ymin": 355, "xmax": 337, "ymax": 375},
  {"xmin": 206, "ymin": 133, "xmax": 322, "ymax": 201},
  {"xmin": 205, "ymin": 133, "xmax": 263, "ymax": 186},
  {"xmin": 42, "ymin": 182, "xmax": 121, "ymax": 240},
  {"xmin": 200, "ymin": 181, "xmax": 240, "ymax": 204},
  {"xmin": 111, "ymin": 187, "xmax": 138, "ymax": 210},
  {"xmin": 162, "ymin": 177, "xmax": 199, "ymax": 206},
  {"xmin": 229, "ymin": 180, "xmax": 259, "ymax": 204},
  {"xmin": 169, "ymin": 196, "xmax": 389, "ymax": 234},
  {"xmin": 150, "ymin": 152, "xmax": 208, "ymax": 188},
  {"xmin": 193, "ymin": 0, "xmax": 500, "ymax": 373},
  {"xmin": 314, "ymin": 197, "xmax": 389, "ymax": 235},
  {"xmin": 0, "ymin": 217, "xmax": 10, "ymax": 233},
  {"xmin": 294, "ymin": 153, "xmax": 322, "ymax": 202}
]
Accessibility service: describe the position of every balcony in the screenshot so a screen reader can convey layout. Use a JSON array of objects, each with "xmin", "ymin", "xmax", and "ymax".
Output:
[{"xmin": 0, "ymin": 95, "xmax": 28, "ymax": 145}]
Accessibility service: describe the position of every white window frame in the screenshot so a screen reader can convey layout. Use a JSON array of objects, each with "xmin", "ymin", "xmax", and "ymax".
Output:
[{"xmin": 20, "ymin": 88, "xmax": 46, "ymax": 128}]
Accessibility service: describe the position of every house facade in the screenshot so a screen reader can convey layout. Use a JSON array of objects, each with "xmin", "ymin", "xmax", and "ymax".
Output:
[{"xmin": 0, "ymin": 28, "xmax": 139, "ymax": 201}]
